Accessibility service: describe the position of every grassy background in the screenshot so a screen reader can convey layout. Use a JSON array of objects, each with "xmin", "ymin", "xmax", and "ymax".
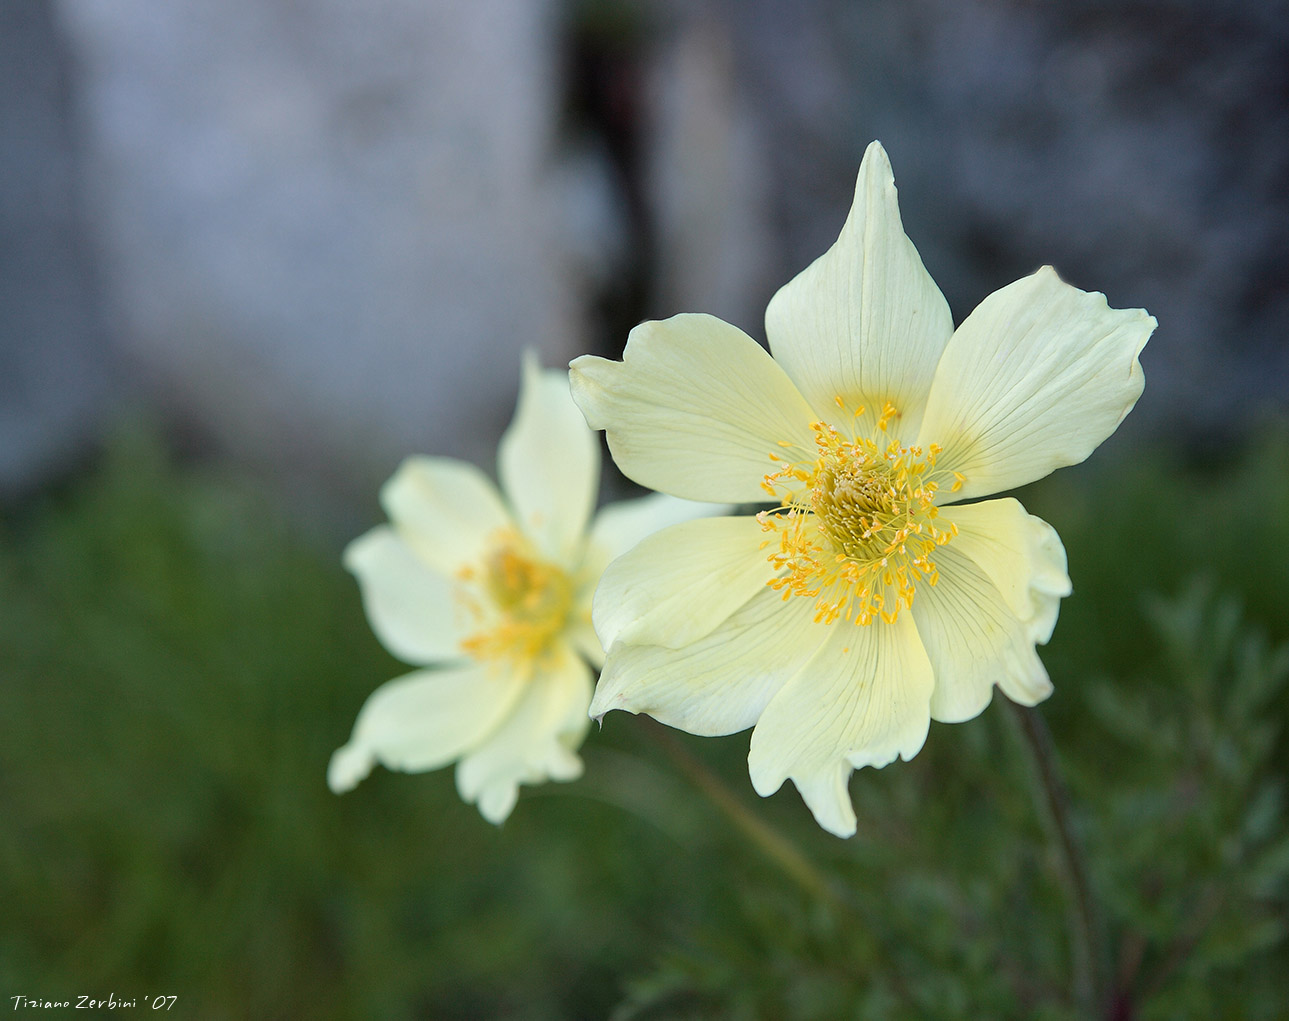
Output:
[{"xmin": 1, "ymin": 425, "xmax": 1286, "ymax": 1019}]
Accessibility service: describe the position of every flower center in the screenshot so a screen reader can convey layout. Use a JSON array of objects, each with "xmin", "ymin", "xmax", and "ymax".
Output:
[
  {"xmin": 758, "ymin": 400, "xmax": 961, "ymax": 626},
  {"xmin": 458, "ymin": 534, "xmax": 574, "ymax": 663}
]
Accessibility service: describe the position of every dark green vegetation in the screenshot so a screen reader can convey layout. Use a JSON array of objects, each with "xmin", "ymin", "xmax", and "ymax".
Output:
[{"xmin": 2, "ymin": 428, "xmax": 1286, "ymax": 1019}]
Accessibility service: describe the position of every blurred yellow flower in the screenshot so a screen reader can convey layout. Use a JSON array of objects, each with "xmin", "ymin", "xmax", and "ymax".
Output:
[
  {"xmin": 570, "ymin": 141, "xmax": 1155, "ymax": 837},
  {"xmin": 329, "ymin": 355, "xmax": 710, "ymax": 823}
]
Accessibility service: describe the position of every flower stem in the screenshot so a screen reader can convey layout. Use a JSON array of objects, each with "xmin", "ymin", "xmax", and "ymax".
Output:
[
  {"xmin": 638, "ymin": 716, "xmax": 839, "ymax": 908},
  {"xmin": 1007, "ymin": 701, "xmax": 1101, "ymax": 1018},
  {"xmin": 638, "ymin": 717, "xmax": 920, "ymax": 1007}
]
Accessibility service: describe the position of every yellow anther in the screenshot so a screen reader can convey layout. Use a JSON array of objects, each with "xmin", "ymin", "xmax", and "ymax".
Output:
[
  {"xmin": 759, "ymin": 409, "xmax": 956, "ymax": 627},
  {"xmin": 459, "ymin": 533, "xmax": 573, "ymax": 664}
]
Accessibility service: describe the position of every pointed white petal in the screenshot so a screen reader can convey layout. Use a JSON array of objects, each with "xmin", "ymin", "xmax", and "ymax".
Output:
[
  {"xmin": 788, "ymin": 765, "xmax": 859, "ymax": 840},
  {"xmin": 747, "ymin": 613, "xmax": 933, "ymax": 838},
  {"xmin": 911, "ymin": 544, "xmax": 1054, "ymax": 723},
  {"xmin": 327, "ymin": 744, "xmax": 375, "ymax": 794},
  {"xmin": 938, "ymin": 498, "xmax": 1072, "ymax": 645},
  {"xmin": 328, "ymin": 663, "xmax": 526, "ymax": 793},
  {"xmin": 764, "ymin": 141, "xmax": 954, "ymax": 441},
  {"xmin": 580, "ymin": 492, "xmax": 727, "ymax": 613},
  {"xmin": 565, "ymin": 493, "xmax": 726, "ymax": 670},
  {"xmin": 499, "ymin": 354, "xmax": 599, "ymax": 564},
  {"xmin": 570, "ymin": 314, "xmax": 817, "ymax": 502},
  {"xmin": 590, "ymin": 587, "xmax": 823, "ymax": 737},
  {"xmin": 380, "ymin": 456, "xmax": 513, "ymax": 576},
  {"xmin": 476, "ymin": 783, "xmax": 520, "ymax": 825},
  {"xmin": 593, "ymin": 515, "xmax": 777, "ymax": 652},
  {"xmin": 343, "ymin": 526, "xmax": 471, "ymax": 665},
  {"xmin": 917, "ymin": 267, "xmax": 1154, "ymax": 501},
  {"xmin": 587, "ymin": 492, "xmax": 727, "ymax": 566},
  {"xmin": 455, "ymin": 643, "xmax": 593, "ymax": 823},
  {"xmin": 563, "ymin": 612, "xmax": 604, "ymax": 670}
]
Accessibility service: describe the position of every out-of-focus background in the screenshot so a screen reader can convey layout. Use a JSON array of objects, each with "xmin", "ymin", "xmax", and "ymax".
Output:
[{"xmin": 3, "ymin": 0, "xmax": 1287, "ymax": 1018}]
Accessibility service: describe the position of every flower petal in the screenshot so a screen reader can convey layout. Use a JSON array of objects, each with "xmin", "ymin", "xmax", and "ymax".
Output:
[
  {"xmin": 499, "ymin": 353, "xmax": 599, "ymax": 564},
  {"xmin": 764, "ymin": 141, "xmax": 954, "ymax": 442},
  {"xmin": 563, "ymin": 602, "xmax": 604, "ymax": 670},
  {"xmin": 747, "ymin": 613, "xmax": 933, "ymax": 838},
  {"xmin": 455, "ymin": 642, "xmax": 593, "ymax": 823},
  {"xmin": 569, "ymin": 314, "xmax": 817, "ymax": 503},
  {"xmin": 590, "ymin": 588, "xmax": 823, "ymax": 737},
  {"xmin": 593, "ymin": 515, "xmax": 777, "ymax": 652},
  {"xmin": 327, "ymin": 662, "xmax": 526, "ymax": 793},
  {"xmin": 911, "ymin": 544, "xmax": 1055, "ymax": 724},
  {"xmin": 565, "ymin": 493, "xmax": 726, "ymax": 668},
  {"xmin": 380, "ymin": 456, "xmax": 512, "ymax": 576},
  {"xmin": 586, "ymin": 491, "xmax": 727, "ymax": 566},
  {"xmin": 938, "ymin": 498, "xmax": 1072, "ymax": 645},
  {"xmin": 343, "ymin": 526, "xmax": 471, "ymax": 665},
  {"xmin": 916, "ymin": 266, "xmax": 1155, "ymax": 501}
]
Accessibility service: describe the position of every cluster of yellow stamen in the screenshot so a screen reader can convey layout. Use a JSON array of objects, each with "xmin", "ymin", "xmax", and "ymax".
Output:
[
  {"xmin": 757, "ymin": 400, "xmax": 959, "ymax": 626},
  {"xmin": 458, "ymin": 532, "xmax": 574, "ymax": 664}
]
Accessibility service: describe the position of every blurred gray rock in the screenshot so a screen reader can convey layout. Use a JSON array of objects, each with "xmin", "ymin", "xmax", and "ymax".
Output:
[
  {"xmin": 724, "ymin": 0, "xmax": 1289, "ymax": 441},
  {"xmin": 620, "ymin": 0, "xmax": 1287, "ymax": 450},
  {"xmin": 644, "ymin": 13, "xmax": 774, "ymax": 330},
  {"xmin": 0, "ymin": 2, "xmax": 112, "ymax": 499},
  {"xmin": 12, "ymin": 0, "xmax": 1283, "ymax": 503},
  {"xmin": 55, "ymin": 0, "xmax": 587, "ymax": 489}
]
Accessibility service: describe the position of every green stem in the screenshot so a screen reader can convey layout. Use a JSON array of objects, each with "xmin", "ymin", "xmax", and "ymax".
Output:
[
  {"xmin": 1138, "ymin": 882, "xmax": 1222, "ymax": 1002},
  {"xmin": 638, "ymin": 716, "xmax": 838, "ymax": 908},
  {"xmin": 639, "ymin": 718, "xmax": 922, "ymax": 1006},
  {"xmin": 1008, "ymin": 701, "xmax": 1101, "ymax": 1018}
]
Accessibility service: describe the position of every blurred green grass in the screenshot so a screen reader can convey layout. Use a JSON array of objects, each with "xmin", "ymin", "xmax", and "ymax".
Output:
[{"xmin": 1, "ymin": 425, "xmax": 1286, "ymax": 1018}]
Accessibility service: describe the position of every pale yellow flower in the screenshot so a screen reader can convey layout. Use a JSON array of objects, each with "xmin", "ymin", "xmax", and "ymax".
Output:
[
  {"xmin": 570, "ymin": 141, "xmax": 1155, "ymax": 837},
  {"xmin": 329, "ymin": 355, "xmax": 711, "ymax": 823}
]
